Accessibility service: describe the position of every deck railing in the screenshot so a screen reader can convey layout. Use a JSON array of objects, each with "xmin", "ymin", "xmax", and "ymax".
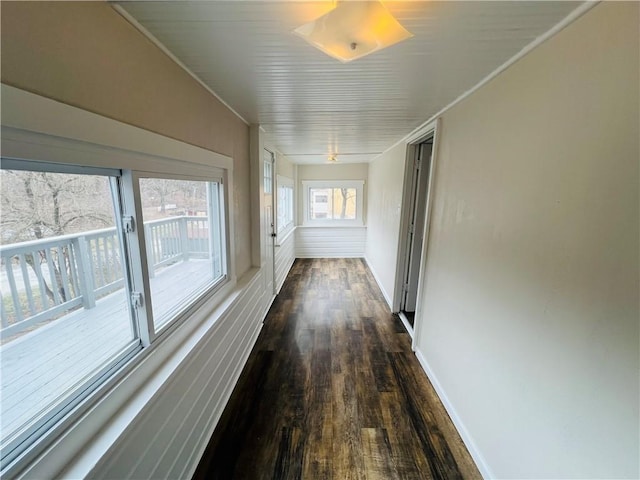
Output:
[{"xmin": 0, "ymin": 216, "xmax": 210, "ymax": 340}]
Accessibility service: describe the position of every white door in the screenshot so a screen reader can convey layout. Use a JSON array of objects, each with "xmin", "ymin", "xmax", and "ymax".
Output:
[{"xmin": 263, "ymin": 149, "xmax": 275, "ymax": 296}]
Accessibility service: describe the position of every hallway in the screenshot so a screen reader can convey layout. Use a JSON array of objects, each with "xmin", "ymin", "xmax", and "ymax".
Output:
[{"xmin": 195, "ymin": 258, "xmax": 481, "ymax": 479}]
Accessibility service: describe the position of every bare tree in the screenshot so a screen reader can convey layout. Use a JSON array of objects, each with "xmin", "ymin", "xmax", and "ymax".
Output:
[
  {"xmin": 1, "ymin": 170, "xmax": 113, "ymax": 243},
  {"xmin": 338, "ymin": 188, "xmax": 356, "ymax": 219},
  {"xmin": 1, "ymin": 170, "xmax": 114, "ymax": 303},
  {"xmin": 140, "ymin": 178, "xmax": 177, "ymax": 215},
  {"xmin": 139, "ymin": 178, "xmax": 208, "ymax": 217}
]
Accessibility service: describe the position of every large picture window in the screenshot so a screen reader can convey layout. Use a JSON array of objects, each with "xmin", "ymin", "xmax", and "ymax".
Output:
[
  {"xmin": 0, "ymin": 166, "xmax": 138, "ymax": 464},
  {"xmin": 302, "ymin": 180, "xmax": 364, "ymax": 226},
  {"xmin": 0, "ymin": 162, "xmax": 229, "ymax": 466}
]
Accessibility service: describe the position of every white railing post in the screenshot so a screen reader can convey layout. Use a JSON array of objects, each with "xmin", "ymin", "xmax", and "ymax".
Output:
[
  {"xmin": 0, "ymin": 295, "xmax": 8, "ymax": 329},
  {"xmin": 180, "ymin": 217, "xmax": 189, "ymax": 262},
  {"xmin": 144, "ymin": 224, "xmax": 155, "ymax": 278},
  {"xmin": 5, "ymin": 258, "xmax": 24, "ymax": 323},
  {"xmin": 75, "ymin": 236, "xmax": 96, "ymax": 309}
]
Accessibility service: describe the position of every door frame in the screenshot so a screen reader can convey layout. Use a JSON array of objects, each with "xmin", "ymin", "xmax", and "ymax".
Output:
[
  {"xmin": 401, "ymin": 141, "xmax": 433, "ymax": 314},
  {"xmin": 263, "ymin": 148, "xmax": 276, "ymax": 297},
  {"xmin": 392, "ymin": 118, "xmax": 441, "ymax": 345}
]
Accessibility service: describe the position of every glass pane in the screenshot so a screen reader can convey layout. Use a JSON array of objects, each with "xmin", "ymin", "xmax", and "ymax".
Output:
[
  {"xmin": 0, "ymin": 169, "xmax": 135, "ymax": 450},
  {"xmin": 285, "ymin": 187, "xmax": 293, "ymax": 225},
  {"xmin": 263, "ymin": 153, "xmax": 272, "ymax": 194},
  {"xmin": 331, "ymin": 187, "xmax": 357, "ymax": 220},
  {"xmin": 310, "ymin": 187, "xmax": 356, "ymax": 220},
  {"xmin": 277, "ymin": 185, "xmax": 293, "ymax": 233},
  {"xmin": 277, "ymin": 187, "xmax": 286, "ymax": 232},
  {"xmin": 309, "ymin": 188, "xmax": 330, "ymax": 219},
  {"xmin": 139, "ymin": 178, "xmax": 224, "ymax": 330}
]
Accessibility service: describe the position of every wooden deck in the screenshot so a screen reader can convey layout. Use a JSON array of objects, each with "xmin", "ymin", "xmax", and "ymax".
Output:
[{"xmin": 0, "ymin": 259, "xmax": 211, "ymax": 443}]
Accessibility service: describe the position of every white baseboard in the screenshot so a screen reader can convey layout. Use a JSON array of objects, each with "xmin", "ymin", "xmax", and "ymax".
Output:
[
  {"xmin": 414, "ymin": 348, "xmax": 494, "ymax": 480},
  {"xmin": 397, "ymin": 311, "xmax": 414, "ymax": 338},
  {"xmin": 364, "ymin": 256, "xmax": 393, "ymax": 310}
]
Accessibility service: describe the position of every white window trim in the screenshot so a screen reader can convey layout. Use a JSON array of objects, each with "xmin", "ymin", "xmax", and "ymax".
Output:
[
  {"xmin": 302, "ymin": 180, "xmax": 365, "ymax": 227},
  {"xmin": 130, "ymin": 171, "xmax": 230, "ymax": 340},
  {"xmin": 0, "ymin": 84, "xmax": 238, "ymax": 478},
  {"xmin": 276, "ymin": 175, "xmax": 295, "ymax": 241}
]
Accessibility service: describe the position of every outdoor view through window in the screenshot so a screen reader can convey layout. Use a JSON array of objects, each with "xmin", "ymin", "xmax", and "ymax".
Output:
[
  {"xmin": 0, "ymin": 169, "xmax": 135, "ymax": 452},
  {"xmin": 0, "ymin": 170, "xmax": 225, "ymax": 462},
  {"xmin": 138, "ymin": 178, "xmax": 224, "ymax": 330},
  {"xmin": 309, "ymin": 187, "xmax": 357, "ymax": 220}
]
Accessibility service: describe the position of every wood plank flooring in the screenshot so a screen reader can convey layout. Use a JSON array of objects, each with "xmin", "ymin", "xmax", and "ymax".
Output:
[{"xmin": 194, "ymin": 258, "xmax": 481, "ymax": 480}]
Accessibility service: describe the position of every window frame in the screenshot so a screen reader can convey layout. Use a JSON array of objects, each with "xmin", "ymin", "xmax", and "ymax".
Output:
[
  {"xmin": 128, "ymin": 170, "xmax": 229, "ymax": 340},
  {"xmin": 0, "ymin": 161, "xmax": 233, "ymax": 468},
  {"xmin": 0, "ymin": 85, "xmax": 237, "ymax": 477},
  {"xmin": 0, "ymin": 160, "xmax": 143, "ymax": 466},
  {"xmin": 301, "ymin": 180, "xmax": 365, "ymax": 226},
  {"xmin": 276, "ymin": 175, "xmax": 294, "ymax": 239}
]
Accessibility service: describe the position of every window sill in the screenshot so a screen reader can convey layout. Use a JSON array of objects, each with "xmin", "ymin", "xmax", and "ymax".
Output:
[{"xmin": 298, "ymin": 224, "xmax": 366, "ymax": 228}]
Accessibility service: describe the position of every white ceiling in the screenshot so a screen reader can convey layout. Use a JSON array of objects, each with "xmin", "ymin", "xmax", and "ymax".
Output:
[{"xmin": 115, "ymin": 1, "xmax": 580, "ymax": 164}]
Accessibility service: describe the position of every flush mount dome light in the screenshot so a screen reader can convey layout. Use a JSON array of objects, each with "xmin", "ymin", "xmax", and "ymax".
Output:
[{"xmin": 294, "ymin": 1, "xmax": 413, "ymax": 63}]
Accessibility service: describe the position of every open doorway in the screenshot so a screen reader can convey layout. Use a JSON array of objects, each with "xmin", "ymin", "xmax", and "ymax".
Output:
[{"xmin": 394, "ymin": 130, "xmax": 436, "ymax": 337}]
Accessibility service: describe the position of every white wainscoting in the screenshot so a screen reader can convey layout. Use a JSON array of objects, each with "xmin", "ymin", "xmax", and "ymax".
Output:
[
  {"xmin": 275, "ymin": 228, "xmax": 296, "ymax": 293},
  {"xmin": 87, "ymin": 268, "xmax": 269, "ymax": 480},
  {"xmin": 296, "ymin": 226, "xmax": 366, "ymax": 258}
]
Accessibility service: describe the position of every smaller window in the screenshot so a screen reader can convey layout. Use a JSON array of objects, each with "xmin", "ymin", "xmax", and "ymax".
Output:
[
  {"xmin": 263, "ymin": 150, "xmax": 273, "ymax": 194},
  {"xmin": 139, "ymin": 177, "xmax": 226, "ymax": 331},
  {"xmin": 277, "ymin": 176, "xmax": 294, "ymax": 236},
  {"xmin": 302, "ymin": 180, "xmax": 364, "ymax": 226}
]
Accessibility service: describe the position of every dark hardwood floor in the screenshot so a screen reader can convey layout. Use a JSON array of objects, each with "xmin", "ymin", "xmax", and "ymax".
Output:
[{"xmin": 194, "ymin": 258, "xmax": 481, "ymax": 480}]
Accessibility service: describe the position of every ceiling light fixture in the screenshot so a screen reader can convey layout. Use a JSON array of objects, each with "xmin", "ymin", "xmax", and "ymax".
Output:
[
  {"xmin": 294, "ymin": 1, "xmax": 413, "ymax": 63},
  {"xmin": 328, "ymin": 154, "xmax": 338, "ymax": 162}
]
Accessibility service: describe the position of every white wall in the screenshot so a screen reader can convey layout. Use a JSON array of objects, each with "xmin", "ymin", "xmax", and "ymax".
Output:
[
  {"xmin": 276, "ymin": 150, "xmax": 296, "ymax": 179},
  {"xmin": 365, "ymin": 142, "xmax": 407, "ymax": 306},
  {"xmin": 411, "ymin": 3, "xmax": 639, "ymax": 478},
  {"xmin": 297, "ymin": 162, "xmax": 368, "ymax": 180}
]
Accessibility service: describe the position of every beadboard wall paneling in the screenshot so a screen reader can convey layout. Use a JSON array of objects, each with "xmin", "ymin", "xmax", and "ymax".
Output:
[
  {"xmin": 296, "ymin": 226, "xmax": 366, "ymax": 258},
  {"xmin": 275, "ymin": 229, "xmax": 295, "ymax": 293},
  {"xmin": 88, "ymin": 269, "xmax": 269, "ymax": 480}
]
